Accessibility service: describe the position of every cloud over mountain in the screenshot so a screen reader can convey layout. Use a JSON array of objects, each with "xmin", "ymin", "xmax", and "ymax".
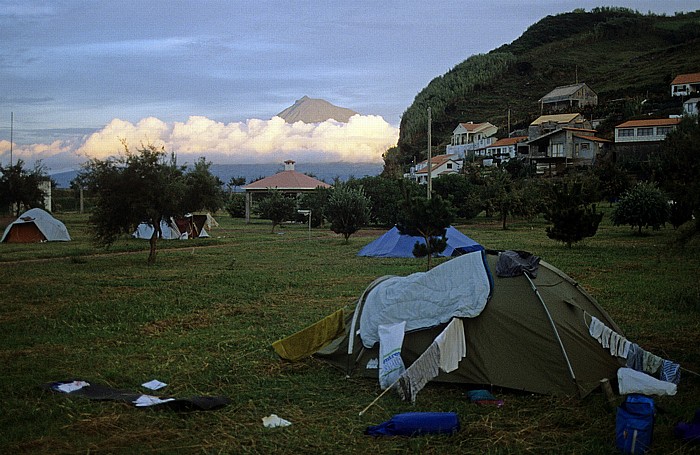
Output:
[{"xmin": 1, "ymin": 113, "xmax": 398, "ymax": 170}]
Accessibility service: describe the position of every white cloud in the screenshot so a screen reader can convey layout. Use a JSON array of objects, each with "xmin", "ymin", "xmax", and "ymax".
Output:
[
  {"xmin": 76, "ymin": 114, "xmax": 398, "ymax": 164},
  {"xmin": 0, "ymin": 139, "xmax": 73, "ymax": 164}
]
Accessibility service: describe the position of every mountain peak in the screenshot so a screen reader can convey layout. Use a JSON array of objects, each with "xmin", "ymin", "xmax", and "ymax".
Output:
[{"xmin": 276, "ymin": 96, "xmax": 358, "ymax": 124}]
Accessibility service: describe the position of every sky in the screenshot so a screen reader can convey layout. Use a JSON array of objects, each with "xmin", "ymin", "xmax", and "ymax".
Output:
[{"xmin": 0, "ymin": 0, "xmax": 697, "ymax": 172}]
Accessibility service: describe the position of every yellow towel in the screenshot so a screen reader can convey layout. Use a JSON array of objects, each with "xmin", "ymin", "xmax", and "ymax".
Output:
[{"xmin": 272, "ymin": 309, "xmax": 345, "ymax": 361}]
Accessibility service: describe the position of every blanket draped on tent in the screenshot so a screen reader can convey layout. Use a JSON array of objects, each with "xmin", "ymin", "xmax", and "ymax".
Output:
[{"xmin": 359, "ymin": 251, "xmax": 491, "ymax": 348}]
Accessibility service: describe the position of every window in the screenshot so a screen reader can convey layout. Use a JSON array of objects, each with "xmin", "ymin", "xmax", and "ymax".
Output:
[
  {"xmin": 580, "ymin": 143, "xmax": 590, "ymax": 150},
  {"xmin": 656, "ymin": 126, "xmax": 672, "ymax": 136},
  {"xmin": 637, "ymin": 128, "xmax": 653, "ymax": 136},
  {"xmin": 550, "ymin": 143, "xmax": 565, "ymax": 157},
  {"xmin": 618, "ymin": 128, "xmax": 634, "ymax": 137},
  {"xmin": 446, "ymin": 163, "xmax": 453, "ymax": 169}
]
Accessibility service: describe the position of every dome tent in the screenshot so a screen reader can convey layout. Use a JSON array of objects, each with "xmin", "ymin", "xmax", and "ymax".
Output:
[
  {"xmin": 1, "ymin": 208, "xmax": 71, "ymax": 243},
  {"xmin": 358, "ymin": 226, "xmax": 482, "ymax": 258},
  {"xmin": 275, "ymin": 250, "xmax": 626, "ymax": 398}
]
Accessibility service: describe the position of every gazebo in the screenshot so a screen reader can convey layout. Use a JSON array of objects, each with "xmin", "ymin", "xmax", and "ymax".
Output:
[{"xmin": 242, "ymin": 160, "xmax": 331, "ymax": 223}]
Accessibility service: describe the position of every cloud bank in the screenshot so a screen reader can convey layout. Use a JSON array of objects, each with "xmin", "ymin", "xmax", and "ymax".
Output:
[{"xmin": 0, "ymin": 114, "xmax": 398, "ymax": 170}]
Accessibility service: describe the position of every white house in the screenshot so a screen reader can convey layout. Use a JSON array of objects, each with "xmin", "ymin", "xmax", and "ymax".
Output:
[
  {"xmin": 684, "ymin": 97, "xmax": 699, "ymax": 116},
  {"xmin": 671, "ymin": 72, "xmax": 700, "ymax": 97},
  {"xmin": 481, "ymin": 136, "xmax": 529, "ymax": 162},
  {"xmin": 445, "ymin": 122, "xmax": 498, "ymax": 157},
  {"xmin": 614, "ymin": 118, "xmax": 682, "ymax": 143},
  {"xmin": 405, "ymin": 154, "xmax": 462, "ymax": 184}
]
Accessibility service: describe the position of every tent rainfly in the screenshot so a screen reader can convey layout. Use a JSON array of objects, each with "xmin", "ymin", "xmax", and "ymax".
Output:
[
  {"xmin": 132, "ymin": 219, "xmax": 186, "ymax": 240},
  {"xmin": 274, "ymin": 250, "xmax": 629, "ymax": 398},
  {"xmin": 357, "ymin": 226, "xmax": 483, "ymax": 258},
  {"xmin": 1, "ymin": 208, "xmax": 71, "ymax": 243}
]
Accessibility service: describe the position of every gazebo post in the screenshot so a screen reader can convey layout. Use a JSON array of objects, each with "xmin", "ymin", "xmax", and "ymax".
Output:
[{"xmin": 245, "ymin": 192, "xmax": 252, "ymax": 224}]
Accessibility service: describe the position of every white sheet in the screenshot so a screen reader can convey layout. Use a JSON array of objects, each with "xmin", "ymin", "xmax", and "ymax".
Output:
[{"xmin": 359, "ymin": 252, "xmax": 491, "ymax": 348}]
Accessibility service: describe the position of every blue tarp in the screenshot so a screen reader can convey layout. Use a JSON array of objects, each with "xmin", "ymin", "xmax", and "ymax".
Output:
[{"xmin": 357, "ymin": 226, "xmax": 483, "ymax": 258}]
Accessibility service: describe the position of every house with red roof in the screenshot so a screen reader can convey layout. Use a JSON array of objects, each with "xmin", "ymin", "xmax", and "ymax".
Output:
[
  {"xmin": 614, "ymin": 118, "xmax": 682, "ymax": 143},
  {"xmin": 480, "ymin": 136, "xmax": 529, "ymax": 163},
  {"xmin": 242, "ymin": 160, "xmax": 331, "ymax": 223},
  {"xmin": 404, "ymin": 154, "xmax": 462, "ymax": 184},
  {"xmin": 671, "ymin": 72, "xmax": 700, "ymax": 97},
  {"xmin": 445, "ymin": 121, "xmax": 498, "ymax": 157},
  {"xmin": 613, "ymin": 118, "xmax": 682, "ymax": 164},
  {"xmin": 525, "ymin": 128, "xmax": 610, "ymax": 175}
]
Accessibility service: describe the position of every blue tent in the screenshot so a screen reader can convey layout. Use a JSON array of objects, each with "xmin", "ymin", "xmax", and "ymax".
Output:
[{"xmin": 358, "ymin": 226, "xmax": 483, "ymax": 258}]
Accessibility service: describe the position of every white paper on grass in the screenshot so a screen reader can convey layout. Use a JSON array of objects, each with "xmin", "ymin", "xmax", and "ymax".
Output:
[
  {"xmin": 378, "ymin": 321, "xmax": 406, "ymax": 390},
  {"xmin": 133, "ymin": 395, "xmax": 176, "ymax": 407},
  {"xmin": 141, "ymin": 379, "xmax": 167, "ymax": 390},
  {"xmin": 56, "ymin": 381, "xmax": 90, "ymax": 393},
  {"xmin": 262, "ymin": 414, "xmax": 292, "ymax": 428}
]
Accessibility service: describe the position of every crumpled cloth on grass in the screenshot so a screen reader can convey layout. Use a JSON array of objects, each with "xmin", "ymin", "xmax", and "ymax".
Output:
[{"xmin": 262, "ymin": 414, "xmax": 292, "ymax": 428}]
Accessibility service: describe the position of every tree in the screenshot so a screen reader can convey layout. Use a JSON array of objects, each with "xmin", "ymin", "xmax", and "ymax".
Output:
[
  {"xmin": 80, "ymin": 143, "xmax": 221, "ymax": 264},
  {"xmin": 256, "ymin": 189, "xmax": 296, "ymax": 233},
  {"xmin": 611, "ymin": 182, "xmax": 670, "ymax": 235},
  {"xmin": 544, "ymin": 180, "xmax": 603, "ymax": 247},
  {"xmin": 0, "ymin": 160, "xmax": 48, "ymax": 216},
  {"xmin": 346, "ymin": 175, "xmax": 413, "ymax": 227},
  {"xmin": 397, "ymin": 193, "xmax": 455, "ymax": 270},
  {"xmin": 432, "ymin": 173, "xmax": 482, "ymax": 221},
  {"xmin": 296, "ymin": 188, "xmax": 329, "ymax": 228},
  {"xmin": 182, "ymin": 157, "xmax": 226, "ymax": 213},
  {"xmin": 481, "ymin": 170, "xmax": 518, "ymax": 229},
  {"xmin": 225, "ymin": 193, "xmax": 246, "ymax": 218},
  {"xmin": 658, "ymin": 117, "xmax": 700, "ymax": 230},
  {"xmin": 593, "ymin": 158, "xmax": 632, "ymax": 205},
  {"xmin": 227, "ymin": 176, "xmax": 247, "ymax": 194},
  {"xmin": 325, "ymin": 183, "xmax": 371, "ymax": 242}
]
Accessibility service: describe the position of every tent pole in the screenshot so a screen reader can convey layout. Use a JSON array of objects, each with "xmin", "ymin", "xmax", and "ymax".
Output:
[
  {"xmin": 525, "ymin": 274, "xmax": 577, "ymax": 383},
  {"xmin": 359, "ymin": 377, "xmax": 401, "ymax": 416}
]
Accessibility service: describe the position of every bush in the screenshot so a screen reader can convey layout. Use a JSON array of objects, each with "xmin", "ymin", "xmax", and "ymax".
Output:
[
  {"xmin": 611, "ymin": 182, "xmax": 670, "ymax": 234},
  {"xmin": 226, "ymin": 194, "xmax": 246, "ymax": 218},
  {"xmin": 544, "ymin": 181, "xmax": 603, "ymax": 247}
]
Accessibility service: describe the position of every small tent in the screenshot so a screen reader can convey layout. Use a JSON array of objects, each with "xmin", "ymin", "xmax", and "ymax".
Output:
[
  {"xmin": 1, "ymin": 208, "xmax": 71, "ymax": 243},
  {"xmin": 276, "ymin": 250, "xmax": 626, "ymax": 397},
  {"xmin": 132, "ymin": 219, "xmax": 184, "ymax": 240},
  {"xmin": 358, "ymin": 226, "xmax": 483, "ymax": 258},
  {"xmin": 174, "ymin": 214, "xmax": 213, "ymax": 239}
]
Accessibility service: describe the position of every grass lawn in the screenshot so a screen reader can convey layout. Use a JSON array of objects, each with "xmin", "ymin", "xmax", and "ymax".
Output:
[{"xmin": 1, "ymin": 211, "xmax": 699, "ymax": 454}]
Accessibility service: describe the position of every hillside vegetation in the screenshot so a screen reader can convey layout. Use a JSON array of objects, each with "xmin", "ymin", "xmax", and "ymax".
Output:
[{"xmin": 395, "ymin": 7, "xmax": 700, "ymax": 168}]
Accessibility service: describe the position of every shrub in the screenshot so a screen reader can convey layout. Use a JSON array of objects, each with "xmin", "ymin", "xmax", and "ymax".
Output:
[{"xmin": 611, "ymin": 182, "xmax": 670, "ymax": 234}]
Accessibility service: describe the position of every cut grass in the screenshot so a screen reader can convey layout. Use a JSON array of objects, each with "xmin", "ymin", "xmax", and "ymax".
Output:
[{"xmin": 1, "ymin": 212, "xmax": 699, "ymax": 454}]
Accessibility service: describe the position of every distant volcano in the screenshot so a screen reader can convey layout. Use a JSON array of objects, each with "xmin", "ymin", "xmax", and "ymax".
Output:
[{"xmin": 276, "ymin": 96, "xmax": 359, "ymax": 123}]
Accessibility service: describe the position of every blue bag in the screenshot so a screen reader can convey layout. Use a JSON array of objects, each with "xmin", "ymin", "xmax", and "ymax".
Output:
[
  {"xmin": 365, "ymin": 412, "xmax": 460, "ymax": 436},
  {"xmin": 616, "ymin": 394, "xmax": 655, "ymax": 454}
]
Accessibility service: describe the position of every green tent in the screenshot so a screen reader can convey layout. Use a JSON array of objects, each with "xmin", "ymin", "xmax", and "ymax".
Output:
[{"xmin": 280, "ymin": 251, "xmax": 625, "ymax": 398}]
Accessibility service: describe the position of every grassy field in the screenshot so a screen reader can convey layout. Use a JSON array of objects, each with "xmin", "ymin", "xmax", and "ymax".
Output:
[{"xmin": 1, "ymin": 211, "xmax": 699, "ymax": 454}]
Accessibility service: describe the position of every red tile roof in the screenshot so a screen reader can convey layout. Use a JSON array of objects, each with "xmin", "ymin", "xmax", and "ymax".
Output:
[
  {"xmin": 671, "ymin": 72, "xmax": 700, "ymax": 85},
  {"xmin": 244, "ymin": 170, "xmax": 331, "ymax": 191},
  {"xmin": 459, "ymin": 122, "xmax": 490, "ymax": 132},
  {"xmin": 488, "ymin": 136, "xmax": 528, "ymax": 147},
  {"xmin": 415, "ymin": 154, "xmax": 458, "ymax": 174},
  {"xmin": 573, "ymin": 134, "xmax": 611, "ymax": 143},
  {"xmin": 615, "ymin": 118, "xmax": 682, "ymax": 128}
]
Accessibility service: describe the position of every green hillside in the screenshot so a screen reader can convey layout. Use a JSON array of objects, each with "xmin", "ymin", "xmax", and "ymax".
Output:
[{"xmin": 394, "ymin": 7, "xmax": 700, "ymax": 169}]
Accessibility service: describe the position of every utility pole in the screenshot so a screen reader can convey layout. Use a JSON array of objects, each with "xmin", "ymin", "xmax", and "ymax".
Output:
[
  {"xmin": 427, "ymin": 107, "xmax": 432, "ymax": 199},
  {"xmin": 10, "ymin": 112, "xmax": 13, "ymax": 165}
]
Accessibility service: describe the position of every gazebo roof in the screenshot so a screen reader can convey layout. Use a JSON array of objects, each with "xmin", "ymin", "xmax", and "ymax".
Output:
[{"xmin": 243, "ymin": 170, "xmax": 330, "ymax": 192}]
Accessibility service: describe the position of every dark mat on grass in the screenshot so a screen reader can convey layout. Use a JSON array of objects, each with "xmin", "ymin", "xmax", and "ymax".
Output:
[{"xmin": 43, "ymin": 380, "xmax": 230, "ymax": 411}]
